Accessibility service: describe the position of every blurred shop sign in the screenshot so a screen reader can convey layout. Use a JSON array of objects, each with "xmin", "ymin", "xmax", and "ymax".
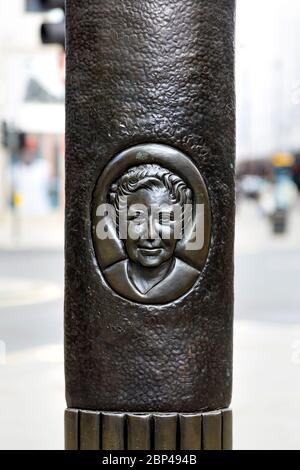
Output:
[{"xmin": 272, "ymin": 153, "xmax": 295, "ymax": 168}]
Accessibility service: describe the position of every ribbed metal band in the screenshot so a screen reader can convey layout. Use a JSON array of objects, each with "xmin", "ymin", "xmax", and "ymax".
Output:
[{"xmin": 65, "ymin": 408, "xmax": 232, "ymax": 450}]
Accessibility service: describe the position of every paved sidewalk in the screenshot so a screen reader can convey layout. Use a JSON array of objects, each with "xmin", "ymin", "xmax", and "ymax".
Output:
[
  {"xmin": 233, "ymin": 320, "xmax": 300, "ymax": 450},
  {"xmin": 0, "ymin": 346, "xmax": 65, "ymax": 450}
]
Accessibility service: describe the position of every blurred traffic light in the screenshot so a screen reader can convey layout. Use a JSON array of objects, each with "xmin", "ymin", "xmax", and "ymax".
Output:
[
  {"xmin": 26, "ymin": 0, "xmax": 45, "ymax": 11},
  {"xmin": 26, "ymin": 0, "xmax": 65, "ymax": 47},
  {"xmin": 1, "ymin": 123, "xmax": 27, "ymax": 153},
  {"xmin": 41, "ymin": 19, "xmax": 65, "ymax": 47},
  {"xmin": 16, "ymin": 133, "xmax": 27, "ymax": 153},
  {"xmin": 26, "ymin": 0, "xmax": 65, "ymax": 12},
  {"xmin": 1, "ymin": 121, "xmax": 9, "ymax": 149},
  {"xmin": 39, "ymin": 1, "xmax": 65, "ymax": 8}
]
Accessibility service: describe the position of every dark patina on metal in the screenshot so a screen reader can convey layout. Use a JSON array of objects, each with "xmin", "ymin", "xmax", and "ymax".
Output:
[{"xmin": 65, "ymin": 0, "xmax": 235, "ymax": 422}]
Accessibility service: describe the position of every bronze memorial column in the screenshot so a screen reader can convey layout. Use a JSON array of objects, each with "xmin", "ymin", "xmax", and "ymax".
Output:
[{"xmin": 65, "ymin": 0, "xmax": 236, "ymax": 450}]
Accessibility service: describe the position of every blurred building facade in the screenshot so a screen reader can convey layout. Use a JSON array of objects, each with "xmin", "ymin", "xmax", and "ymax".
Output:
[
  {"xmin": 0, "ymin": 0, "xmax": 64, "ymax": 218},
  {"xmin": 1, "ymin": 0, "xmax": 300, "ymax": 218},
  {"xmin": 236, "ymin": 0, "xmax": 300, "ymax": 161}
]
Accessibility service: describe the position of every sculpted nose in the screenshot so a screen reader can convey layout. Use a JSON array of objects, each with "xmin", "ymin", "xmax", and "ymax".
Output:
[{"xmin": 148, "ymin": 216, "xmax": 157, "ymax": 240}]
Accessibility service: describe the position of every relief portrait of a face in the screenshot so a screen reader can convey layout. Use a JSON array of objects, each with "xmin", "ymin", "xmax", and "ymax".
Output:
[
  {"xmin": 104, "ymin": 164, "xmax": 200, "ymax": 303},
  {"xmin": 92, "ymin": 144, "xmax": 211, "ymax": 305}
]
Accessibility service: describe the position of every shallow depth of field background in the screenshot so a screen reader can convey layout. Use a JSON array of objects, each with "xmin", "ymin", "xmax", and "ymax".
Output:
[{"xmin": 0, "ymin": 0, "xmax": 300, "ymax": 449}]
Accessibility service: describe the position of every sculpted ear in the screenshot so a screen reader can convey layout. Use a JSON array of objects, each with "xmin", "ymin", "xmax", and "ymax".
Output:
[{"xmin": 93, "ymin": 203, "xmax": 126, "ymax": 269}]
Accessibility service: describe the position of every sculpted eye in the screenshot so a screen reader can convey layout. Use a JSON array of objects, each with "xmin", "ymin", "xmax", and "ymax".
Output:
[{"xmin": 128, "ymin": 211, "xmax": 145, "ymax": 222}]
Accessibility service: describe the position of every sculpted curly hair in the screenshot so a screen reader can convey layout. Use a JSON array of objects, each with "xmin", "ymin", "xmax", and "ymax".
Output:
[
  {"xmin": 109, "ymin": 163, "xmax": 192, "ymax": 208},
  {"xmin": 109, "ymin": 164, "xmax": 193, "ymax": 235}
]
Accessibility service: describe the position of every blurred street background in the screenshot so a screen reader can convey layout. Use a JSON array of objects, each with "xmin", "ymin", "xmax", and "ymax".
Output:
[{"xmin": 0, "ymin": 0, "xmax": 300, "ymax": 450}]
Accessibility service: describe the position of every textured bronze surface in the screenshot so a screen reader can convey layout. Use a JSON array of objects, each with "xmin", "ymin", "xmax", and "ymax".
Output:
[
  {"xmin": 65, "ymin": 408, "xmax": 232, "ymax": 450},
  {"xmin": 65, "ymin": 0, "xmax": 235, "ymax": 412}
]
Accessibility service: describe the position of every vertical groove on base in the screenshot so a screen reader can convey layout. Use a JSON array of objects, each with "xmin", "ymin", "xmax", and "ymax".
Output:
[
  {"xmin": 180, "ymin": 413, "xmax": 202, "ymax": 450},
  {"xmin": 65, "ymin": 409, "xmax": 79, "ymax": 450},
  {"xmin": 222, "ymin": 409, "xmax": 233, "ymax": 450},
  {"xmin": 153, "ymin": 414, "xmax": 177, "ymax": 450},
  {"xmin": 127, "ymin": 414, "xmax": 151, "ymax": 450},
  {"xmin": 202, "ymin": 411, "xmax": 222, "ymax": 450},
  {"xmin": 79, "ymin": 410, "xmax": 101, "ymax": 450},
  {"xmin": 102, "ymin": 413, "xmax": 125, "ymax": 450}
]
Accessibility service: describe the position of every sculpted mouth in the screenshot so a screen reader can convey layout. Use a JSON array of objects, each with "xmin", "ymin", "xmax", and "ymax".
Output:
[{"xmin": 138, "ymin": 248, "xmax": 162, "ymax": 256}]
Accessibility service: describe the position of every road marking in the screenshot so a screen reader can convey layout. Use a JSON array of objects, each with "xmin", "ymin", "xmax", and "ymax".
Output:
[{"xmin": 0, "ymin": 278, "xmax": 62, "ymax": 308}]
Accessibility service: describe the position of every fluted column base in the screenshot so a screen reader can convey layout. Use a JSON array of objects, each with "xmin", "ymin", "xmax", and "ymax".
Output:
[{"xmin": 65, "ymin": 408, "xmax": 232, "ymax": 450}]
